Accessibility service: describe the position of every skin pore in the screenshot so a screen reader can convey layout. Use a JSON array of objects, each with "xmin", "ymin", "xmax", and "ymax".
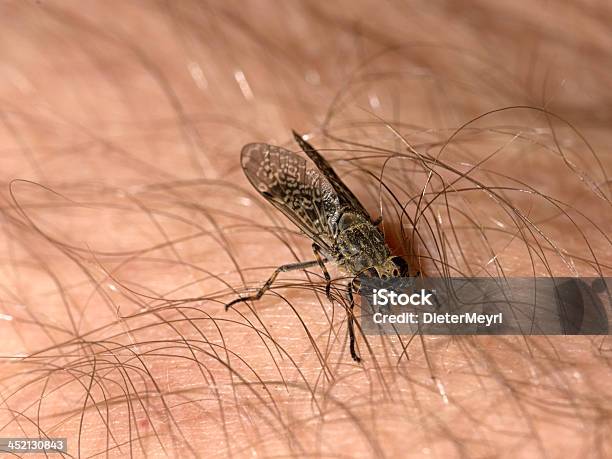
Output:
[{"xmin": 1, "ymin": 1, "xmax": 611, "ymax": 458}]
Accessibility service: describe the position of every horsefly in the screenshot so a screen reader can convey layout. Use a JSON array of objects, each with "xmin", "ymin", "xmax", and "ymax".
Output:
[{"xmin": 226, "ymin": 131, "xmax": 409, "ymax": 362}]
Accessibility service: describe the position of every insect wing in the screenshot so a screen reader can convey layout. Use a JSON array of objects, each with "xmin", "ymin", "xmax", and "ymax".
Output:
[
  {"xmin": 293, "ymin": 131, "xmax": 372, "ymax": 222},
  {"xmin": 241, "ymin": 143, "xmax": 339, "ymax": 252}
]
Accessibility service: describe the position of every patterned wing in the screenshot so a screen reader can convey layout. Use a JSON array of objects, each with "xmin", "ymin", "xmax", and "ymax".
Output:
[
  {"xmin": 241, "ymin": 142, "xmax": 341, "ymax": 253},
  {"xmin": 292, "ymin": 131, "xmax": 372, "ymax": 221}
]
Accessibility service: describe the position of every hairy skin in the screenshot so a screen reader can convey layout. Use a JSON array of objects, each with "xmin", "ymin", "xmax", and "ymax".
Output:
[{"xmin": 0, "ymin": 1, "xmax": 611, "ymax": 458}]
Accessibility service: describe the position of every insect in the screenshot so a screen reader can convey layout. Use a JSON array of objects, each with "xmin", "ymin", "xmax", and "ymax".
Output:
[{"xmin": 226, "ymin": 131, "xmax": 409, "ymax": 361}]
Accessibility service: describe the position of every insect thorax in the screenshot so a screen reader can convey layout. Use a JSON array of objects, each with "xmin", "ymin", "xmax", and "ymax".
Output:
[{"xmin": 334, "ymin": 211, "xmax": 390, "ymax": 275}]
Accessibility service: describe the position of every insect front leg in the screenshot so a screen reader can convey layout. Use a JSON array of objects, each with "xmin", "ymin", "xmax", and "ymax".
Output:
[
  {"xmin": 225, "ymin": 259, "xmax": 322, "ymax": 311},
  {"xmin": 346, "ymin": 280, "xmax": 362, "ymax": 362},
  {"xmin": 311, "ymin": 243, "xmax": 332, "ymax": 300}
]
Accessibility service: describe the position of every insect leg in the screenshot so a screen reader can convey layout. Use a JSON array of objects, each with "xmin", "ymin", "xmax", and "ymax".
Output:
[
  {"xmin": 346, "ymin": 281, "xmax": 362, "ymax": 362},
  {"xmin": 225, "ymin": 259, "xmax": 321, "ymax": 311},
  {"xmin": 311, "ymin": 243, "xmax": 332, "ymax": 300}
]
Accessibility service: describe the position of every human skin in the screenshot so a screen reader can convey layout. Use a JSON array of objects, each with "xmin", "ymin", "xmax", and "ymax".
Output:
[{"xmin": 0, "ymin": 1, "xmax": 611, "ymax": 458}]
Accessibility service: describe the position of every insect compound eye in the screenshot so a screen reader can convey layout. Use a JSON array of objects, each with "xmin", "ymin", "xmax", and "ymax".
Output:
[{"xmin": 390, "ymin": 256, "xmax": 409, "ymax": 277}]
